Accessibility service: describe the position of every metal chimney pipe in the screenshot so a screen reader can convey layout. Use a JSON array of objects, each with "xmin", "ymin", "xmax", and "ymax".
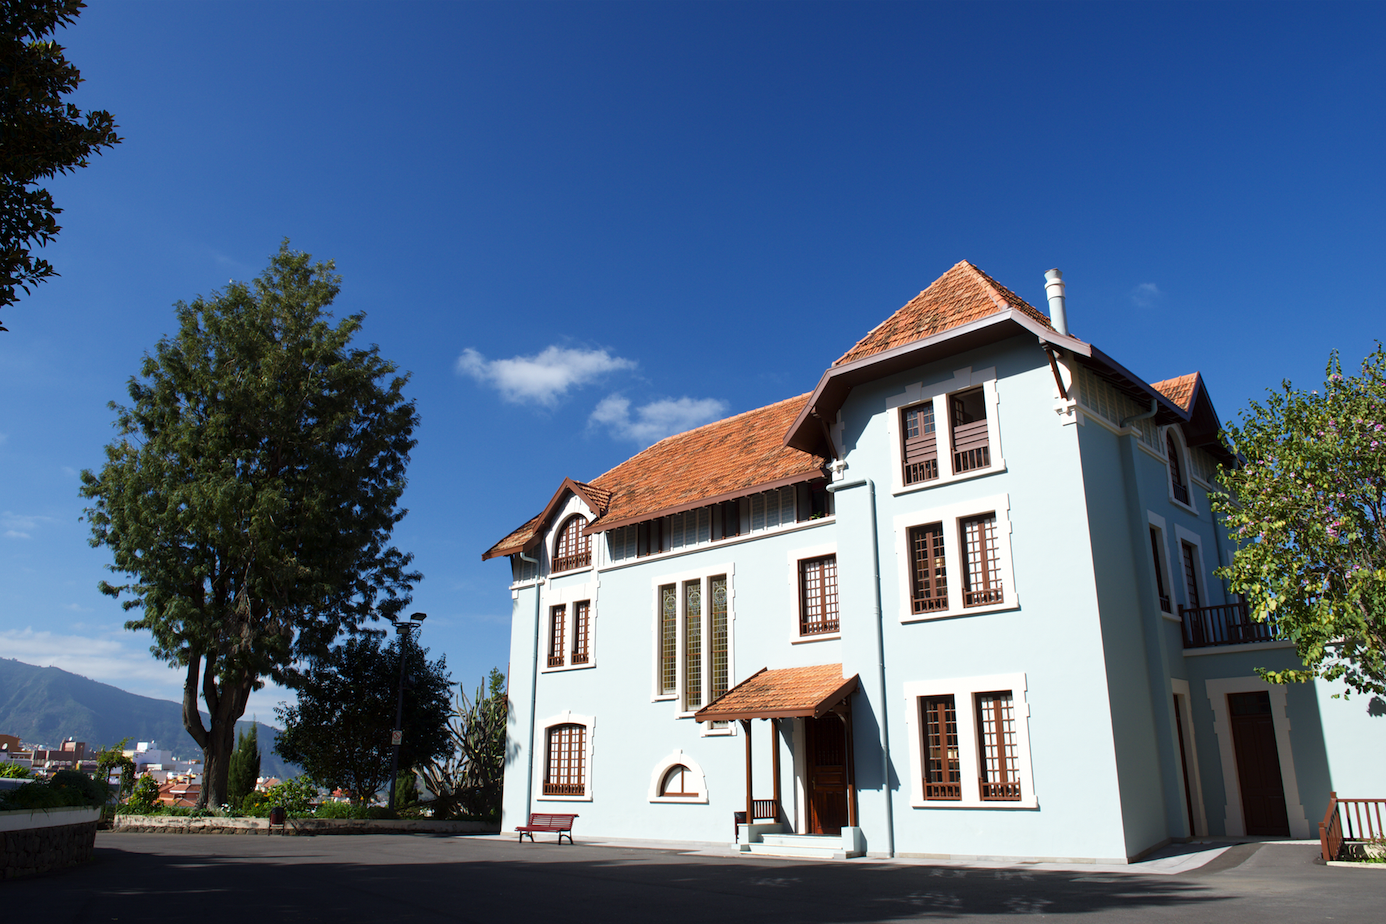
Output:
[{"xmin": 1044, "ymin": 268, "xmax": 1068, "ymax": 336}]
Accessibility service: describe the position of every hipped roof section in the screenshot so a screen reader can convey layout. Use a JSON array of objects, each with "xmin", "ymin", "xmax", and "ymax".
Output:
[
  {"xmin": 693, "ymin": 664, "xmax": 859, "ymax": 722},
  {"xmin": 482, "ymin": 395, "xmax": 828, "ymax": 561}
]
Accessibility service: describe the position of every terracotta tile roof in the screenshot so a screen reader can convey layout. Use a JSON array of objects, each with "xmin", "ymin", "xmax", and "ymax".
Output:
[
  {"xmin": 484, "ymin": 394, "xmax": 828, "ymax": 559},
  {"xmin": 834, "ymin": 261, "xmax": 1054, "ymax": 367},
  {"xmin": 693, "ymin": 664, "xmax": 859, "ymax": 722},
  {"xmin": 1150, "ymin": 372, "xmax": 1200, "ymax": 412}
]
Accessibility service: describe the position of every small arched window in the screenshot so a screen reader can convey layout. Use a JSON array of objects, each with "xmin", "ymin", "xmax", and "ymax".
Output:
[
  {"xmin": 1166, "ymin": 432, "xmax": 1190, "ymax": 505},
  {"xmin": 553, "ymin": 515, "xmax": 591, "ymax": 572},
  {"xmin": 544, "ymin": 723, "xmax": 586, "ymax": 796},
  {"xmin": 659, "ymin": 764, "xmax": 698, "ymax": 798}
]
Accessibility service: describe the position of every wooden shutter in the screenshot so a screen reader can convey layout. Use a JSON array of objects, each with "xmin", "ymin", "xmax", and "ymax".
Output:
[
  {"xmin": 909, "ymin": 523, "xmax": 948, "ymax": 613},
  {"xmin": 921, "ymin": 696, "xmax": 961, "ymax": 799},
  {"xmin": 902, "ymin": 401, "xmax": 939, "ymax": 485},
  {"xmin": 1182, "ymin": 542, "xmax": 1201, "ymax": 608},
  {"xmin": 950, "ymin": 389, "xmax": 991, "ymax": 474},
  {"xmin": 976, "ymin": 691, "xmax": 1021, "ymax": 800},
  {"xmin": 961, "ymin": 514, "xmax": 1003, "ymax": 607}
]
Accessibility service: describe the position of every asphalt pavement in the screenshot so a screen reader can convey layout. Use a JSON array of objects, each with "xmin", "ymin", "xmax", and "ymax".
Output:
[{"xmin": 4, "ymin": 831, "xmax": 1381, "ymax": 923}]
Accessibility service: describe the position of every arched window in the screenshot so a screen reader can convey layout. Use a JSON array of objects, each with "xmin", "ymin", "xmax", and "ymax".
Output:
[
  {"xmin": 659, "ymin": 764, "xmax": 698, "ymax": 798},
  {"xmin": 1166, "ymin": 432, "xmax": 1190, "ymax": 505},
  {"xmin": 544, "ymin": 723, "xmax": 586, "ymax": 796},
  {"xmin": 553, "ymin": 515, "xmax": 591, "ymax": 572}
]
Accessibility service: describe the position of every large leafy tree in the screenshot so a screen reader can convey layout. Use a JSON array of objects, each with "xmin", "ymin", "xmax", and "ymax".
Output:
[
  {"xmin": 1214, "ymin": 346, "xmax": 1386, "ymax": 697},
  {"xmin": 81, "ymin": 242, "xmax": 420, "ymax": 807},
  {"xmin": 419, "ymin": 668, "xmax": 508, "ymax": 820},
  {"xmin": 274, "ymin": 634, "xmax": 451, "ymax": 805},
  {"xmin": 1, "ymin": 0, "xmax": 121, "ymax": 327}
]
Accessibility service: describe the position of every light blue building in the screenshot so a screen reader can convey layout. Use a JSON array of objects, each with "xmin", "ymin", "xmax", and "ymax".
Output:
[{"xmin": 484, "ymin": 261, "xmax": 1382, "ymax": 861}]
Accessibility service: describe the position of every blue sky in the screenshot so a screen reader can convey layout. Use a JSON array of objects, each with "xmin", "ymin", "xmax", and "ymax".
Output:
[{"xmin": 1, "ymin": 1, "xmax": 1383, "ymax": 738}]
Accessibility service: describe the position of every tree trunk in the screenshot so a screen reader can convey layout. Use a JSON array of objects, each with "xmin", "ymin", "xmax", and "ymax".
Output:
[{"xmin": 183, "ymin": 652, "xmax": 254, "ymax": 809}]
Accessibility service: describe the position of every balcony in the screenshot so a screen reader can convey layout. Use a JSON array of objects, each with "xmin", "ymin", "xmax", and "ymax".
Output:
[{"xmin": 1180, "ymin": 601, "xmax": 1280, "ymax": 649}]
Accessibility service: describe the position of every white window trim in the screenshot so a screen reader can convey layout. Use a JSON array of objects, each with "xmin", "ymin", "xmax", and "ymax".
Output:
[
  {"xmin": 647, "ymin": 749, "xmax": 710, "ymax": 804},
  {"xmin": 1203, "ymin": 677, "xmax": 1309, "ymax": 838},
  {"xmin": 885, "ymin": 366, "xmax": 1007, "ymax": 496},
  {"xmin": 892, "ymin": 493, "xmax": 1018, "ymax": 623},
  {"xmin": 540, "ymin": 580, "xmax": 598, "ymax": 673},
  {"xmin": 535, "ymin": 710, "xmax": 595, "ymax": 803},
  {"xmin": 902, "ymin": 672, "xmax": 1037, "ymax": 809},
  {"xmin": 1173, "ymin": 524, "xmax": 1208, "ymax": 612},
  {"xmin": 547, "ymin": 494, "xmax": 597, "ymax": 576},
  {"xmin": 649, "ymin": 563, "xmax": 736, "ymax": 719},
  {"xmin": 1147, "ymin": 513, "xmax": 1180, "ymax": 624},
  {"xmin": 1170, "ymin": 678, "xmax": 1208, "ymax": 837},
  {"xmin": 1162, "ymin": 426, "xmax": 1198, "ymax": 515},
  {"xmin": 786, "ymin": 541, "xmax": 841, "ymax": 644}
]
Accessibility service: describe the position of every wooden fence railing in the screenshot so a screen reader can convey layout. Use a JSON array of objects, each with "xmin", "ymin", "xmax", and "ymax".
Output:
[{"xmin": 1319, "ymin": 792, "xmax": 1386, "ymax": 861}]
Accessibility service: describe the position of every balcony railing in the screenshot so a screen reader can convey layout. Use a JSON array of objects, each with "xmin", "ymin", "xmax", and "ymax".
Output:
[{"xmin": 1180, "ymin": 601, "xmax": 1280, "ymax": 649}]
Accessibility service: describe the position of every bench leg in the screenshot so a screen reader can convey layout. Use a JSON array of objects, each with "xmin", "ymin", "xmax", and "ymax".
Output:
[{"xmin": 559, "ymin": 831, "xmax": 572, "ymax": 845}]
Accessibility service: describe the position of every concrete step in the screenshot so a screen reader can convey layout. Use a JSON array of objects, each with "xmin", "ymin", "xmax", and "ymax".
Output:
[
  {"xmin": 759, "ymin": 834, "xmax": 843, "ymax": 849},
  {"xmin": 745, "ymin": 841, "xmax": 845, "ymax": 860}
]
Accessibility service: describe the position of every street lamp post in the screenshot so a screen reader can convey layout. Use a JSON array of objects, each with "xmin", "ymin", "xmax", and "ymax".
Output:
[{"xmin": 387, "ymin": 612, "xmax": 426, "ymax": 811}]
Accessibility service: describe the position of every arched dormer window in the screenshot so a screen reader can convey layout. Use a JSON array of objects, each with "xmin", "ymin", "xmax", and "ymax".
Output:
[
  {"xmin": 1166, "ymin": 431, "xmax": 1190, "ymax": 506},
  {"xmin": 553, "ymin": 515, "xmax": 591, "ymax": 572}
]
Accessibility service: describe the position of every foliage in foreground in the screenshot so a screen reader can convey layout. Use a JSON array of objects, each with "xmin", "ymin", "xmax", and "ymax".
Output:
[
  {"xmin": 80, "ymin": 242, "xmax": 420, "ymax": 806},
  {"xmin": 0, "ymin": 769, "xmax": 107, "ymax": 810},
  {"xmin": 0, "ymin": 761, "xmax": 32, "ymax": 778},
  {"xmin": 1214, "ymin": 346, "xmax": 1386, "ymax": 697},
  {"xmin": 420, "ymin": 668, "xmax": 507, "ymax": 821}
]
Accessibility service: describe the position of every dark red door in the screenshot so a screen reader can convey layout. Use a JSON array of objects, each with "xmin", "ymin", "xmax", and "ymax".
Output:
[
  {"xmin": 1228, "ymin": 692, "xmax": 1290, "ymax": 837},
  {"xmin": 805, "ymin": 715, "xmax": 847, "ymax": 835}
]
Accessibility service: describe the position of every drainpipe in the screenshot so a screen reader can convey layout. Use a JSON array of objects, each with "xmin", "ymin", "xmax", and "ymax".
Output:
[
  {"xmin": 1120, "ymin": 398, "xmax": 1158, "ymax": 430},
  {"xmin": 826, "ymin": 476, "xmax": 894, "ymax": 858},
  {"xmin": 519, "ymin": 550, "xmax": 542, "ymax": 819}
]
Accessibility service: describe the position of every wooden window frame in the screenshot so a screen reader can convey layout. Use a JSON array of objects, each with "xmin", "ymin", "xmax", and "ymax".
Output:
[
  {"xmin": 658, "ymin": 764, "xmax": 699, "ymax": 798},
  {"xmin": 949, "ymin": 387, "xmax": 992, "ymax": 475},
  {"xmin": 901, "ymin": 400, "xmax": 940, "ymax": 486},
  {"xmin": 921, "ymin": 695, "xmax": 962, "ymax": 800},
  {"xmin": 960, "ymin": 513, "xmax": 1003, "ymax": 608},
  {"xmin": 571, "ymin": 600, "xmax": 590, "ymax": 665},
  {"xmin": 1165, "ymin": 429, "xmax": 1193, "ymax": 509},
  {"xmin": 542, "ymin": 723, "xmax": 586, "ymax": 797},
  {"xmin": 1150, "ymin": 527, "xmax": 1171, "ymax": 614},
  {"xmin": 886, "ymin": 367, "xmax": 1005, "ymax": 497},
  {"xmin": 547, "ymin": 604, "xmax": 566, "ymax": 668},
  {"xmin": 798, "ymin": 554, "xmax": 840, "ymax": 636},
  {"xmin": 975, "ymin": 691, "xmax": 1021, "ymax": 801},
  {"xmin": 552, "ymin": 514, "xmax": 592, "ymax": 573},
  {"xmin": 908, "ymin": 523, "xmax": 948, "ymax": 614},
  {"xmin": 648, "ymin": 750, "xmax": 711, "ymax": 803},
  {"xmin": 894, "ymin": 494, "xmax": 1016, "ymax": 623}
]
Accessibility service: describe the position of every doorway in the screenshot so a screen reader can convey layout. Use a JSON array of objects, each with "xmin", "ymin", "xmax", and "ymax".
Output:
[
  {"xmin": 1228, "ymin": 691, "xmax": 1290, "ymax": 837},
  {"xmin": 804, "ymin": 715, "xmax": 848, "ymax": 835}
]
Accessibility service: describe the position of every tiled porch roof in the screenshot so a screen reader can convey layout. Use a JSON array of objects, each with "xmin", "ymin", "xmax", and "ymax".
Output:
[{"xmin": 694, "ymin": 664, "xmax": 859, "ymax": 722}]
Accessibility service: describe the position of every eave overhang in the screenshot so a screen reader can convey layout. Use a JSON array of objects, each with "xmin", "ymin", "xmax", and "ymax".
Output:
[
  {"xmin": 481, "ymin": 477, "xmax": 612, "ymax": 561},
  {"xmin": 582, "ymin": 466, "xmax": 827, "ymax": 536},
  {"xmin": 693, "ymin": 665, "xmax": 860, "ymax": 723}
]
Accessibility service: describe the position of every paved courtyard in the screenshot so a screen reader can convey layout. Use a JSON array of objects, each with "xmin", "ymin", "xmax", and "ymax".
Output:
[{"xmin": 5, "ymin": 832, "xmax": 1380, "ymax": 923}]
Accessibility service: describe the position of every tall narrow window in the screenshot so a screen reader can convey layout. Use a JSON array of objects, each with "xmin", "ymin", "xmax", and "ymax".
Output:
[
  {"xmin": 544, "ymin": 724, "xmax": 585, "ymax": 796},
  {"xmin": 961, "ymin": 514, "xmax": 1003, "ymax": 607},
  {"xmin": 1167, "ymin": 433, "xmax": 1190, "ymax": 505},
  {"xmin": 547, "ymin": 604, "xmax": 566, "ymax": 667},
  {"xmin": 921, "ymin": 696, "xmax": 961, "ymax": 800},
  {"xmin": 909, "ymin": 523, "xmax": 948, "ymax": 613},
  {"xmin": 1181, "ymin": 542, "xmax": 1201, "ymax": 609},
  {"xmin": 553, "ymin": 515, "xmax": 591, "ymax": 572},
  {"xmin": 799, "ymin": 555, "xmax": 840, "ymax": 635},
  {"xmin": 710, "ymin": 576, "xmax": 729, "ymax": 705},
  {"xmin": 976, "ymin": 691, "xmax": 1021, "ymax": 801},
  {"xmin": 660, "ymin": 584, "xmax": 677, "ymax": 695},
  {"xmin": 683, "ymin": 580, "xmax": 702, "ymax": 711},
  {"xmin": 902, "ymin": 401, "xmax": 939, "ymax": 485},
  {"xmin": 1150, "ymin": 528, "xmax": 1171, "ymax": 613},
  {"xmin": 571, "ymin": 600, "xmax": 590, "ymax": 665},
  {"xmin": 950, "ymin": 388, "xmax": 991, "ymax": 474}
]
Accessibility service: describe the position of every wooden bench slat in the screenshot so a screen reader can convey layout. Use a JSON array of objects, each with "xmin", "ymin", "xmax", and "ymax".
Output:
[{"xmin": 516, "ymin": 812, "xmax": 578, "ymax": 844}]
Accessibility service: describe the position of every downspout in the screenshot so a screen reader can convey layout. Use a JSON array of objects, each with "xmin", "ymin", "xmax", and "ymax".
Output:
[
  {"xmin": 826, "ymin": 476, "xmax": 894, "ymax": 858},
  {"xmin": 519, "ymin": 549, "xmax": 542, "ymax": 819},
  {"xmin": 1121, "ymin": 398, "xmax": 1158, "ymax": 431}
]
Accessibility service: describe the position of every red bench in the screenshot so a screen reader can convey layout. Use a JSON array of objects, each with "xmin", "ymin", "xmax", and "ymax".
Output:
[{"xmin": 516, "ymin": 812, "xmax": 578, "ymax": 844}]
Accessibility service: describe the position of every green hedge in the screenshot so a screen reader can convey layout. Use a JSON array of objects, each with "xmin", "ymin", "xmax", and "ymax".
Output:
[{"xmin": 0, "ymin": 770, "xmax": 108, "ymax": 811}]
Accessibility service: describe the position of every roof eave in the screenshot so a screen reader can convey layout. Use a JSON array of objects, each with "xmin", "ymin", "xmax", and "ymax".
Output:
[
  {"xmin": 583, "ymin": 466, "xmax": 827, "ymax": 535},
  {"xmin": 481, "ymin": 477, "xmax": 610, "ymax": 562}
]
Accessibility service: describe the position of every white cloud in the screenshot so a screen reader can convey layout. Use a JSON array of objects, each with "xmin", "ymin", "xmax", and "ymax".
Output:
[
  {"xmin": 5, "ymin": 530, "xmax": 30, "ymax": 539},
  {"xmin": 456, "ymin": 345, "xmax": 636, "ymax": 406},
  {"xmin": 590, "ymin": 393, "xmax": 729, "ymax": 446},
  {"xmin": 1130, "ymin": 282, "xmax": 1161, "ymax": 308},
  {"xmin": 2, "ymin": 512, "xmax": 37, "ymax": 532}
]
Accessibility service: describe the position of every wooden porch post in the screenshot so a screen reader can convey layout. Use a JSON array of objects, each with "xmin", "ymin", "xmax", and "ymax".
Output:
[
  {"xmin": 741, "ymin": 719, "xmax": 753, "ymax": 831},
  {"xmin": 770, "ymin": 717, "xmax": 781, "ymax": 822},
  {"xmin": 839, "ymin": 702, "xmax": 858, "ymax": 829}
]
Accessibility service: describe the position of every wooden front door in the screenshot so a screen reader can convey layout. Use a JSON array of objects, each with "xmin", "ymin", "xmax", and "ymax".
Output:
[
  {"xmin": 1228, "ymin": 692, "xmax": 1290, "ymax": 837},
  {"xmin": 805, "ymin": 715, "xmax": 848, "ymax": 836}
]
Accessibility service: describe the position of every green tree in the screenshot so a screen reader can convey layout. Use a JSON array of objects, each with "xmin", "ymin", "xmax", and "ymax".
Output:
[
  {"xmin": 393, "ymin": 769, "xmax": 419, "ymax": 808},
  {"xmin": 0, "ymin": 761, "xmax": 31, "ymax": 778},
  {"xmin": 274, "ymin": 634, "xmax": 451, "ymax": 806},
  {"xmin": 419, "ymin": 668, "xmax": 508, "ymax": 820},
  {"xmin": 95, "ymin": 738, "xmax": 135, "ymax": 800},
  {"xmin": 80, "ymin": 242, "xmax": 421, "ymax": 807},
  {"xmin": 227, "ymin": 725, "xmax": 260, "ymax": 810},
  {"xmin": 1, "ymin": 0, "xmax": 121, "ymax": 327},
  {"xmin": 1214, "ymin": 346, "xmax": 1386, "ymax": 697},
  {"xmin": 128, "ymin": 774, "xmax": 159, "ymax": 812}
]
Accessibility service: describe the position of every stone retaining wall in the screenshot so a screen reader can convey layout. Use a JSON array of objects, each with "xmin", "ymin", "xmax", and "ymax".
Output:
[
  {"xmin": 112, "ymin": 815, "xmax": 499, "ymax": 836},
  {"xmin": 1, "ymin": 808, "xmax": 101, "ymax": 879}
]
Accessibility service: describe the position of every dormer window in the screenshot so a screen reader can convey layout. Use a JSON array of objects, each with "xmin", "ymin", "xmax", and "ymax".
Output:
[
  {"xmin": 902, "ymin": 401, "xmax": 940, "ymax": 485},
  {"xmin": 553, "ymin": 515, "xmax": 591, "ymax": 572},
  {"xmin": 1166, "ymin": 432, "xmax": 1190, "ymax": 506}
]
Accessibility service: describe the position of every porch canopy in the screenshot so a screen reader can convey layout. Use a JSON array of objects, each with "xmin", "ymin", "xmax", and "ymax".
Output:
[{"xmin": 694, "ymin": 664, "xmax": 859, "ymax": 723}]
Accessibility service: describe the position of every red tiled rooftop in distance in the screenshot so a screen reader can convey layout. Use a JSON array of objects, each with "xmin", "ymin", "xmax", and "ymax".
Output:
[
  {"xmin": 1150, "ymin": 372, "xmax": 1200, "ymax": 412},
  {"xmin": 834, "ymin": 261, "xmax": 1055, "ymax": 367}
]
